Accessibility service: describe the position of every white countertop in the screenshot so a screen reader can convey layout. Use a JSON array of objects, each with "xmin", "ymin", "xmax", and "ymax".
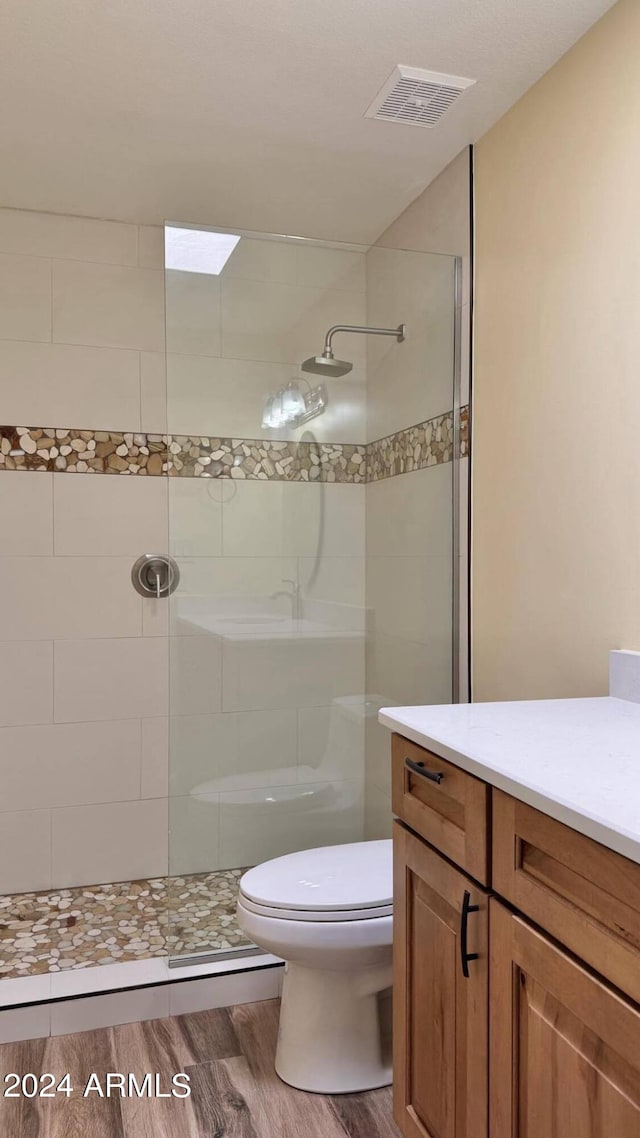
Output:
[{"xmin": 379, "ymin": 696, "xmax": 640, "ymax": 864}]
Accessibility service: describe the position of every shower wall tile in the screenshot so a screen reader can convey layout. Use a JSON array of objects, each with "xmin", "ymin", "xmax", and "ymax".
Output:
[
  {"xmin": 366, "ymin": 555, "xmax": 452, "ymax": 646},
  {"xmin": 169, "ymin": 793, "xmax": 220, "ymax": 876},
  {"xmin": 221, "ymin": 635, "xmax": 364, "ymax": 713},
  {"xmin": 220, "ymin": 277, "xmax": 366, "ymax": 366},
  {"xmin": 140, "ymin": 351, "xmax": 168, "ymax": 433},
  {"xmin": 0, "ymin": 809, "xmax": 52, "ymax": 893},
  {"xmin": 366, "ymin": 463, "xmax": 452, "ymax": 557},
  {"xmin": 217, "ymin": 779, "xmax": 363, "ymax": 870},
  {"xmin": 365, "ymin": 246, "xmax": 455, "ymax": 441},
  {"xmin": 173, "ymin": 555, "xmax": 297, "ymax": 601},
  {"xmin": 141, "ymin": 717, "xmax": 169, "ymax": 799},
  {"xmin": 165, "ymin": 268, "xmax": 221, "ymax": 357},
  {"xmin": 138, "ymin": 225, "xmax": 164, "ymax": 270},
  {"xmin": 295, "ymin": 244, "xmax": 366, "ymax": 292},
  {"xmin": 54, "ymin": 474, "xmax": 168, "ymax": 556},
  {"xmin": 0, "ymin": 641, "xmax": 53, "ymax": 727},
  {"xmin": 169, "ymin": 709, "xmax": 298, "ymax": 796},
  {"xmin": 169, "ymin": 477, "xmax": 222, "ymax": 557},
  {"xmin": 51, "ymin": 798, "xmax": 169, "ymax": 888},
  {"xmin": 52, "ymin": 260, "xmax": 165, "ymax": 352},
  {"xmin": 54, "ymin": 637, "xmax": 168, "ymax": 723},
  {"xmin": 0, "ymin": 252, "xmax": 52, "ymax": 342},
  {"xmin": 363, "ymin": 783, "xmax": 393, "ymax": 842},
  {"xmin": 0, "ymin": 556, "xmax": 141, "ymax": 640},
  {"xmin": 0, "ymin": 720, "xmax": 142, "ymax": 813},
  {"xmin": 0, "ymin": 207, "xmax": 138, "ymax": 266},
  {"xmin": 0, "ymin": 471, "xmax": 53, "ymax": 554},
  {"xmin": 297, "ymin": 703, "xmax": 365, "ymax": 784},
  {"xmin": 170, "ymin": 633, "xmax": 222, "ymax": 716},
  {"xmin": 0, "ymin": 341, "xmax": 142, "ymax": 430},
  {"xmin": 224, "ymin": 237, "xmax": 298, "ymax": 284}
]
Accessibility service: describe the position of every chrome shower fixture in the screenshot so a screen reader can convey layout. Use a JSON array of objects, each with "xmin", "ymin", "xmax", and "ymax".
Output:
[
  {"xmin": 262, "ymin": 379, "xmax": 328, "ymax": 430},
  {"xmin": 301, "ymin": 322, "xmax": 406, "ymax": 377}
]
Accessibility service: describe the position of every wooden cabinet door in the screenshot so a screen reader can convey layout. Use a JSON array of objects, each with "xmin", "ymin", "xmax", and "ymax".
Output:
[
  {"xmin": 490, "ymin": 899, "xmax": 640, "ymax": 1138},
  {"xmin": 393, "ymin": 821, "xmax": 488, "ymax": 1138}
]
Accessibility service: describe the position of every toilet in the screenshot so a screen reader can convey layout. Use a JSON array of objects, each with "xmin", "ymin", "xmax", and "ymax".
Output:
[{"xmin": 236, "ymin": 839, "xmax": 393, "ymax": 1094}]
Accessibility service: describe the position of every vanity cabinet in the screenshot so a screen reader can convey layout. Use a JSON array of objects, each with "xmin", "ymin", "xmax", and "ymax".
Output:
[
  {"xmin": 391, "ymin": 732, "xmax": 640, "ymax": 1138},
  {"xmin": 393, "ymin": 822, "xmax": 488, "ymax": 1138}
]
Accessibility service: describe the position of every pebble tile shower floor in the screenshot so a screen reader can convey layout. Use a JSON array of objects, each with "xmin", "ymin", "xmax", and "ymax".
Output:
[{"xmin": 0, "ymin": 869, "xmax": 252, "ymax": 977}]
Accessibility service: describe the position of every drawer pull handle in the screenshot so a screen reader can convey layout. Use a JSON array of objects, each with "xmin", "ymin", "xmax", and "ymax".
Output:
[
  {"xmin": 460, "ymin": 889, "xmax": 480, "ymax": 979},
  {"xmin": 405, "ymin": 757, "xmax": 444, "ymax": 784}
]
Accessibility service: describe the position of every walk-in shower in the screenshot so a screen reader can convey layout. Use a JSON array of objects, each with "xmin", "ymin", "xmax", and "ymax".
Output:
[{"xmin": 0, "ymin": 222, "xmax": 462, "ymax": 1000}]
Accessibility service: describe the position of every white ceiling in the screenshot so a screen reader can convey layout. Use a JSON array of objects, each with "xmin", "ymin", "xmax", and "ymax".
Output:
[{"xmin": 0, "ymin": 0, "xmax": 616, "ymax": 243}]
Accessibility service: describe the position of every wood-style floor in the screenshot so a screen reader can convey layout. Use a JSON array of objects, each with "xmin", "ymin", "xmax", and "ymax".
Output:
[{"xmin": 0, "ymin": 998, "xmax": 401, "ymax": 1138}]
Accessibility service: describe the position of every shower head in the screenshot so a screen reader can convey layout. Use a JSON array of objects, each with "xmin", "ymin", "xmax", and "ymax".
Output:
[
  {"xmin": 301, "ymin": 351, "xmax": 353, "ymax": 378},
  {"xmin": 301, "ymin": 323, "xmax": 405, "ymax": 379}
]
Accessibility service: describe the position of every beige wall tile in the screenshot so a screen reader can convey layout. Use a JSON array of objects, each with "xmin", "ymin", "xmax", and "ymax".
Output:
[
  {"xmin": 0, "ymin": 208, "xmax": 138, "ymax": 265},
  {"xmin": 366, "ymin": 632, "xmax": 451, "ymax": 708},
  {"xmin": 0, "ymin": 473, "xmax": 53, "ymax": 554},
  {"xmin": 0, "ymin": 1004, "xmax": 52, "ymax": 1044},
  {"xmin": 223, "ymin": 236, "xmax": 297, "ymax": 284},
  {"xmin": 169, "ymin": 708, "xmax": 297, "ymax": 796},
  {"xmin": 169, "ymin": 477, "xmax": 222, "ymax": 558},
  {"xmin": 218, "ymin": 779, "xmax": 363, "ymax": 869},
  {"xmin": 222, "ymin": 636, "xmax": 364, "ymax": 713},
  {"xmin": 166, "ymin": 353, "xmax": 366, "ymax": 442},
  {"xmin": 138, "ymin": 226, "xmax": 164, "ymax": 269},
  {"xmin": 52, "ymin": 260, "xmax": 164, "ymax": 352},
  {"xmin": 295, "ymin": 245, "xmax": 366, "ymax": 292},
  {"xmin": 169, "ymin": 793, "xmax": 220, "ymax": 875},
  {"xmin": 54, "ymin": 637, "xmax": 168, "ymax": 722},
  {"xmin": 165, "ymin": 269, "xmax": 221, "ymax": 357},
  {"xmin": 365, "ymin": 247, "xmax": 455, "ymax": 442},
  {"xmin": 140, "ymin": 351, "xmax": 167, "ymax": 433},
  {"xmin": 0, "ymin": 641, "xmax": 53, "ymax": 727},
  {"xmin": 0, "ymin": 340, "xmax": 141, "ymax": 429},
  {"xmin": 366, "ymin": 464, "xmax": 452, "ymax": 558},
  {"xmin": 170, "ymin": 634, "xmax": 222, "ymax": 716},
  {"xmin": 0, "ymin": 557, "xmax": 141, "ymax": 640},
  {"xmin": 0, "ymin": 720, "xmax": 141, "ymax": 812},
  {"xmin": 54, "ymin": 475, "xmax": 168, "ymax": 556},
  {"xmin": 220, "ymin": 277, "xmax": 366, "ymax": 366},
  {"xmin": 141, "ymin": 717, "xmax": 169, "ymax": 799},
  {"xmin": 0, "ymin": 253, "xmax": 51, "ymax": 342},
  {"xmin": 50, "ymin": 986, "xmax": 170, "ymax": 1036},
  {"xmin": 174, "ymin": 555, "xmax": 297, "ymax": 601},
  {"xmin": 221, "ymin": 482, "xmax": 365, "ymax": 561},
  {"xmin": 51, "ymin": 798, "xmax": 168, "ymax": 887},
  {"xmin": 366, "ymin": 555, "xmax": 451, "ymax": 645},
  {"xmin": 0, "ymin": 809, "xmax": 52, "ymax": 893},
  {"xmin": 297, "ymin": 703, "xmax": 364, "ymax": 784},
  {"xmin": 363, "ymin": 783, "xmax": 393, "ymax": 841}
]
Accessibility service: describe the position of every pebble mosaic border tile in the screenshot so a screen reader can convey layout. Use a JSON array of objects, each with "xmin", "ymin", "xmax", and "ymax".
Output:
[
  {"xmin": 0, "ymin": 869, "xmax": 252, "ymax": 978},
  {"xmin": 366, "ymin": 405, "xmax": 469, "ymax": 482},
  {"xmin": 0, "ymin": 405, "xmax": 468, "ymax": 483}
]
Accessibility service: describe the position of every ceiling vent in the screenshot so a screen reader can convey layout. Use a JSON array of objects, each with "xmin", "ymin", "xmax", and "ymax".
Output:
[{"xmin": 365, "ymin": 65, "xmax": 475, "ymax": 128}]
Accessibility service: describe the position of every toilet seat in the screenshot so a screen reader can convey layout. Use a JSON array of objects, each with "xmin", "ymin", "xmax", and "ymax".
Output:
[
  {"xmin": 238, "ymin": 892, "xmax": 393, "ymax": 922},
  {"xmin": 239, "ymin": 839, "xmax": 392, "ymax": 919}
]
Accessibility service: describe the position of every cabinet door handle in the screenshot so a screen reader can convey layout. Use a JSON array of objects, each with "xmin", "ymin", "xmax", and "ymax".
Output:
[
  {"xmin": 405, "ymin": 757, "xmax": 444, "ymax": 784},
  {"xmin": 460, "ymin": 890, "xmax": 480, "ymax": 979}
]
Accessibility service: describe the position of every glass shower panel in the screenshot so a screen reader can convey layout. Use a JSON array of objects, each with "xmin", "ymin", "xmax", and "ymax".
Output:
[{"xmin": 165, "ymin": 228, "xmax": 370, "ymax": 962}]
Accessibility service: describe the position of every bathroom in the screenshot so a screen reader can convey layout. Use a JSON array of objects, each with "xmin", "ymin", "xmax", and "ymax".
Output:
[{"xmin": 1, "ymin": 0, "xmax": 639, "ymax": 1135}]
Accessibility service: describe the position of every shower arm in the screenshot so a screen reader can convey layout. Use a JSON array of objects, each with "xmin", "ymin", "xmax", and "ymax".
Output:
[{"xmin": 322, "ymin": 323, "xmax": 406, "ymax": 358}]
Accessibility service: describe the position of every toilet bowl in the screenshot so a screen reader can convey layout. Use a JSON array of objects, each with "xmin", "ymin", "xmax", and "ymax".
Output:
[{"xmin": 236, "ymin": 839, "xmax": 393, "ymax": 1094}]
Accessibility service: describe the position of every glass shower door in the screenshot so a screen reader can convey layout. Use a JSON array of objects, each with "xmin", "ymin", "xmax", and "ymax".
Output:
[{"xmin": 164, "ymin": 225, "xmax": 370, "ymax": 963}]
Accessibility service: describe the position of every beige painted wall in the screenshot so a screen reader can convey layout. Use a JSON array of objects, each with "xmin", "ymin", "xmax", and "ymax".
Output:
[{"xmin": 473, "ymin": 0, "xmax": 640, "ymax": 701}]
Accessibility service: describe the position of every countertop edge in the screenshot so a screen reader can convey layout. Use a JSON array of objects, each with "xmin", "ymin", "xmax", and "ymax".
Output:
[{"xmin": 379, "ymin": 706, "xmax": 640, "ymax": 866}]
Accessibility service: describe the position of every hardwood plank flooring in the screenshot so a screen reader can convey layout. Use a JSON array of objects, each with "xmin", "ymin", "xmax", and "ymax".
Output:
[{"xmin": 0, "ymin": 998, "xmax": 402, "ymax": 1138}]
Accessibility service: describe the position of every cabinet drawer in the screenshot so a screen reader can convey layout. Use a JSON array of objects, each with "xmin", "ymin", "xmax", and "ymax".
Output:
[
  {"xmin": 493, "ymin": 790, "xmax": 640, "ymax": 1004},
  {"xmin": 392, "ymin": 734, "xmax": 489, "ymax": 884}
]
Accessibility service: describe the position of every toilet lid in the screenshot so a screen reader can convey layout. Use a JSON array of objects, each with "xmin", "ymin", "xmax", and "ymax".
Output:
[{"xmin": 239, "ymin": 840, "xmax": 392, "ymax": 914}]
